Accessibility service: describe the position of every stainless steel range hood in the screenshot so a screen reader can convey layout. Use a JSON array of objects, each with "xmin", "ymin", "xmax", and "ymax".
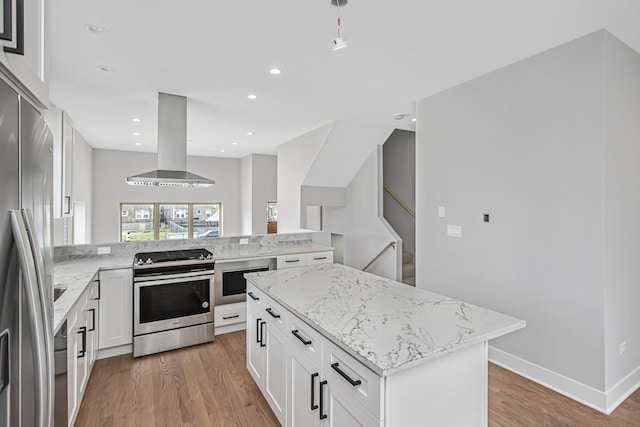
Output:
[{"xmin": 126, "ymin": 93, "xmax": 215, "ymax": 187}]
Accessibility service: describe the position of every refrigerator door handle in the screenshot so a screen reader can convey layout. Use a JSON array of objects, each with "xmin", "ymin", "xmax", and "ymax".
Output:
[
  {"xmin": 10, "ymin": 210, "xmax": 50, "ymax": 427},
  {"xmin": 22, "ymin": 209, "xmax": 55, "ymax": 427}
]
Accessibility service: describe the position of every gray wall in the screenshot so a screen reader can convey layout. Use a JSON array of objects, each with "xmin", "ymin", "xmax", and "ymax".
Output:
[
  {"xmin": 92, "ymin": 149, "xmax": 241, "ymax": 244},
  {"xmin": 383, "ymin": 129, "xmax": 416, "ymax": 255},
  {"xmin": 240, "ymin": 155, "xmax": 253, "ymax": 235},
  {"xmin": 417, "ymin": 32, "xmax": 608, "ymax": 390},
  {"xmin": 602, "ymin": 34, "xmax": 640, "ymax": 390}
]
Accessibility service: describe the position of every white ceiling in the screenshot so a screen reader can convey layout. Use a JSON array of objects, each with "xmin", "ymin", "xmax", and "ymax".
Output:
[{"xmin": 49, "ymin": 0, "xmax": 640, "ymax": 159}]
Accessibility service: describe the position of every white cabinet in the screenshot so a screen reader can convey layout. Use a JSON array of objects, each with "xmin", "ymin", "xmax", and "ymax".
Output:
[
  {"xmin": 43, "ymin": 109, "xmax": 74, "ymax": 218},
  {"xmin": 98, "ymin": 269, "xmax": 133, "ymax": 350},
  {"xmin": 0, "ymin": 0, "xmax": 49, "ymax": 104},
  {"xmin": 277, "ymin": 251, "xmax": 333, "ymax": 269},
  {"xmin": 245, "ymin": 286, "xmax": 287, "ymax": 425},
  {"xmin": 66, "ymin": 279, "xmax": 100, "ymax": 426},
  {"xmin": 288, "ymin": 347, "xmax": 321, "ymax": 427}
]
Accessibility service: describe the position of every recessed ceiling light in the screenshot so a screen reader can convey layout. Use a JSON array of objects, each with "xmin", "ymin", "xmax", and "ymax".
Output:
[
  {"xmin": 220, "ymin": 149, "xmax": 226, "ymax": 153},
  {"xmin": 269, "ymin": 68, "xmax": 282, "ymax": 75},
  {"xmin": 132, "ymin": 132, "xmax": 141, "ymax": 136},
  {"xmin": 132, "ymin": 118, "xmax": 141, "ymax": 122},
  {"xmin": 232, "ymin": 142, "xmax": 238, "ymax": 146},
  {"xmin": 246, "ymin": 132, "xmax": 254, "ymax": 136},
  {"xmin": 84, "ymin": 24, "xmax": 107, "ymax": 34},
  {"xmin": 247, "ymin": 94, "xmax": 258, "ymax": 100},
  {"xmin": 393, "ymin": 113, "xmax": 405, "ymax": 120},
  {"xmin": 98, "ymin": 65, "xmax": 114, "ymax": 72},
  {"xmin": 135, "ymin": 142, "xmax": 142, "ymax": 146},
  {"xmin": 411, "ymin": 118, "xmax": 417, "ymax": 122}
]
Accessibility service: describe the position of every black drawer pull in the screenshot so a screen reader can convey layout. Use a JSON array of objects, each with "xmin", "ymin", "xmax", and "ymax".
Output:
[
  {"xmin": 310, "ymin": 372, "xmax": 319, "ymax": 410},
  {"xmin": 256, "ymin": 318, "xmax": 262, "ymax": 344},
  {"xmin": 78, "ymin": 327, "xmax": 87, "ymax": 358},
  {"xmin": 313, "ymin": 256, "xmax": 327, "ymax": 260},
  {"xmin": 266, "ymin": 307, "xmax": 280, "ymax": 319},
  {"xmin": 285, "ymin": 259, "xmax": 300, "ymax": 263},
  {"xmin": 319, "ymin": 380, "xmax": 328, "ymax": 420},
  {"xmin": 260, "ymin": 321, "xmax": 266, "ymax": 347},
  {"xmin": 223, "ymin": 314, "xmax": 240, "ymax": 320},
  {"xmin": 331, "ymin": 362, "xmax": 361, "ymax": 387},
  {"xmin": 292, "ymin": 329, "xmax": 312, "ymax": 345},
  {"xmin": 88, "ymin": 308, "xmax": 96, "ymax": 331},
  {"xmin": 248, "ymin": 292, "xmax": 260, "ymax": 301}
]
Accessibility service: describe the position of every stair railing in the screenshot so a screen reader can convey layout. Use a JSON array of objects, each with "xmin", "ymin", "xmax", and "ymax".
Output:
[
  {"xmin": 362, "ymin": 241, "xmax": 396, "ymax": 271},
  {"xmin": 383, "ymin": 184, "xmax": 415, "ymax": 218}
]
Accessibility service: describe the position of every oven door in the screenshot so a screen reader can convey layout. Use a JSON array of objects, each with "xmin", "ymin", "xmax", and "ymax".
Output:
[
  {"xmin": 214, "ymin": 258, "xmax": 276, "ymax": 306},
  {"xmin": 134, "ymin": 273, "xmax": 214, "ymax": 336}
]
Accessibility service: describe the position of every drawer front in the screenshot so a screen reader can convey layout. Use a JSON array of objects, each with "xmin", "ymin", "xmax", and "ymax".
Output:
[
  {"xmin": 215, "ymin": 302, "xmax": 247, "ymax": 326},
  {"xmin": 246, "ymin": 283, "xmax": 266, "ymax": 309},
  {"xmin": 277, "ymin": 255, "xmax": 307, "ymax": 269},
  {"xmin": 323, "ymin": 340, "xmax": 383, "ymax": 420},
  {"xmin": 306, "ymin": 251, "xmax": 333, "ymax": 265},
  {"xmin": 262, "ymin": 294, "xmax": 287, "ymax": 334},
  {"xmin": 287, "ymin": 315, "xmax": 323, "ymax": 367}
]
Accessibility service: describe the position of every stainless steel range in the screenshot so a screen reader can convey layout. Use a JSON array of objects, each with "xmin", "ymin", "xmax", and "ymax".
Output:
[{"xmin": 132, "ymin": 249, "xmax": 215, "ymax": 357}]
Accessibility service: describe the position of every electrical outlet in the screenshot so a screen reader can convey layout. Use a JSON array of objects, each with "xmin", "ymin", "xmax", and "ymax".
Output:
[
  {"xmin": 447, "ymin": 225, "xmax": 462, "ymax": 238},
  {"xmin": 239, "ymin": 238, "xmax": 249, "ymax": 245},
  {"xmin": 620, "ymin": 341, "xmax": 627, "ymax": 355},
  {"xmin": 97, "ymin": 246, "xmax": 111, "ymax": 255}
]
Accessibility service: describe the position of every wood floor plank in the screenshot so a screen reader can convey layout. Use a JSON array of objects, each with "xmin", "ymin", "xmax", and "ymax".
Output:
[{"xmin": 76, "ymin": 331, "xmax": 639, "ymax": 427}]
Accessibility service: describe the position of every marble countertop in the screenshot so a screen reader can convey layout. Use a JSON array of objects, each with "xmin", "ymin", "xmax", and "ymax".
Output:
[
  {"xmin": 245, "ymin": 263, "xmax": 525, "ymax": 376},
  {"xmin": 52, "ymin": 243, "xmax": 333, "ymax": 333}
]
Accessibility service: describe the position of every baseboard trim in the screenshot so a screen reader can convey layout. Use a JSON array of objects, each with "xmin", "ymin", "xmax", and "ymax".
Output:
[
  {"xmin": 97, "ymin": 344, "xmax": 132, "ymax": 360},
  {"xmin": 489, "ymin": 346, "xmax": 639, "ymax": 415},
  {"xmin": 215, "ymin": 322, "xmax": 246, "ymax": 336}
]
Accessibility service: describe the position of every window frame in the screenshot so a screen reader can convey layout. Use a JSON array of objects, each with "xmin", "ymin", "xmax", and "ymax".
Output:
[{"xmin": 119, "ymin": 202, "xmax": 222, "ymax": 242}]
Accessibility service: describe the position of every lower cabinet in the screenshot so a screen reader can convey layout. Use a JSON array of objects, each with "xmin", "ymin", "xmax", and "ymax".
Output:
[
  {"xmin": 67, "ymin": 278, "xmax": 100, "ymax": 426},
  {"xmin": 98, "ymin": 269, "xmax": 133, "ymax": 351},
  {"xmin": 247, "ymin": 283, "xmax": 382, "ymax": 427}
]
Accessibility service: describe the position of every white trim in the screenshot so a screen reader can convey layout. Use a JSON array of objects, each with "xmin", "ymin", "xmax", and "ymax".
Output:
[
  {"xmin": 97, "ymin": 344, "xmax": 132, "ymax": 360},
  {"xmin": 215, "ymin": 322, "xmax": 246, "ymax": 336},
  {"xmin": 489, "ymin": 346, "xmax": 640, "ymax": 415}
]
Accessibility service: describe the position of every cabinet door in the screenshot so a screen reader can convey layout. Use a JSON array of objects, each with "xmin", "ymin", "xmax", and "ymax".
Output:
[
  {"xmin": 86, "ymin": 298, "xmax": 98, "ymax": 369},
  {"xmin": 289, "ymin": 348, "xmax": 321, "ymax": 427},
  {"xmin": 61, "ymin": 119, "xmax": 73, "ymax": 216},
  {"xmin": 246, "ymin": 300, "xmax": 266, "ymax": 387},
  {"xmin": 264, "ymin": 322, "xmax": 287, "ymax": 425},
  {"xmin": 67, "ymin": 318, "xmax": 78, "ymax": 425},
  {"xmin": 322, "ymin": 382, "xmax": 381, "ymax": 427},
  {"xmin": 98, "ymin": 269, "xmax": 133, "ymax": 349}
]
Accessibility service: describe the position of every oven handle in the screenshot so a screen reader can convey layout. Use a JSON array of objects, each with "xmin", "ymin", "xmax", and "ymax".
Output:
[
  {"xmin": 134, "ymin": 274, "xmax": 213, "ymax": 288},
  {"xmin": 134, "ymin": 270, "xmax": 214, "ymax": 283}
]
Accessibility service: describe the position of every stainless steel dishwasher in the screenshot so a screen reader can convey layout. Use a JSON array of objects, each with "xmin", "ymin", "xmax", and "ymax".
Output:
[{"xmin": 54, "ymin": 320, "xmax": 67, "ymax": 427}]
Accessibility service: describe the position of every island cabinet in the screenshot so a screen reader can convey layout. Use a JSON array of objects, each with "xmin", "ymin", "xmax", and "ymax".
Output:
[{"xmin": 245, "ymin": 264, "xmax": 525, "ymax": 427}]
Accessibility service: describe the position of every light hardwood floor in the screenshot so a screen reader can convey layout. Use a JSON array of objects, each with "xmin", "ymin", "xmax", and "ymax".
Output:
[{"xmin": 76, "ymin": 331, "xmax": 640, "ymax": 426}]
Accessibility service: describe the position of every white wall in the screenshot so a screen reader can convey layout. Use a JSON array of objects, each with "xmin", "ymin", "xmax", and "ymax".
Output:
[
  {"xmin": 602, "ymin": 33, "xmax": 640, "ymax": 392},
  {"xmin": 240, "ymin": 155, "xmax": 252, "ymax": 235},
  {"xmin": 277, "ymin": 122, "xmax": 334, "ymax": 232},
  {"xmin": 416, "ymin": 30, "xmax": 640, "ymax": 410},
  {"xmin": 417, "ymin": 31, "xmax": 606, "ymax": 390},
  {"xmin": 72, "ymin": 131, "xmax": 93, "ymax": 243},
  {"xmin": 92, "ymin": 149, "xmax": 241, "ymax": 243},
  {"xmin": 383, "ymin": 129, "xmax": 416, "ymax": 255}
]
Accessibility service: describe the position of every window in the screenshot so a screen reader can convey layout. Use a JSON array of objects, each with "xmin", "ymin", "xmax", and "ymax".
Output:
[{"xmin": 120, "ymin": 202, "xmax": 222, "ymax": 242}]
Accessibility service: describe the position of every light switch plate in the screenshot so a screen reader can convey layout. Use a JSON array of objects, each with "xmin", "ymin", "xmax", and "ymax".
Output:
[
  {"xmin": 97, "ymin": 246, "xmax": 111, "ymax": 255},
  {"xmin": 438, "ymin": 206, "xmax": 446, "ymax": 218},
  {"xmin": 447, "ymin": 225, "xmax": 462, "ymax": 238}
]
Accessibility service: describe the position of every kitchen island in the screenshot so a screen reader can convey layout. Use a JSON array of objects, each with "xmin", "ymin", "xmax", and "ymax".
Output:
[{"xmin": 245, "ymin": 263, "xmax": 525, "ymax": 426}]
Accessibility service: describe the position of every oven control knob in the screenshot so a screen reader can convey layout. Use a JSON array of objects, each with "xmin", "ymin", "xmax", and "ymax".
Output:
[
  {"xmin": 206, "ymin": 254, "xmax": 213, "ymax": 259},
  {"xmin": 136, "ymin": 259, "xmax": 144, "ymax": 265},
  {"xmin": 202, "ymin": 301, "xmax": 209, "ymax": 309},
  {"xmin": 146, "ymin": 258, "xmax": 153, "ymax": 264},
  {"xmin": 199, "ymin": 254, "xmax": 205, "ymax": 260}
]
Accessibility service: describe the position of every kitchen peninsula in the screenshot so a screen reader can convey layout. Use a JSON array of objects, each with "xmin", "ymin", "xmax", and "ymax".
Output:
[{"xmin": 245, "ymin": 263, "xmax": 525, "ymax": 426}]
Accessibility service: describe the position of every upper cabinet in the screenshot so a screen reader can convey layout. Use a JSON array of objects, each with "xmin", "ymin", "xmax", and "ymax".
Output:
[
  {"xmin": 0, "ymin": 0, "xmax": 49, "ymax": 105},
  {"xmin": 44, "ymin": 109, "xmax": 74, "ymax": 218}
]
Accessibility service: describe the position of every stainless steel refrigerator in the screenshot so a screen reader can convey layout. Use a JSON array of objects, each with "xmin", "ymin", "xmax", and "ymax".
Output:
[{"xmin": 0, "ymin": 74, "xmax": 55, "ymax": 426}]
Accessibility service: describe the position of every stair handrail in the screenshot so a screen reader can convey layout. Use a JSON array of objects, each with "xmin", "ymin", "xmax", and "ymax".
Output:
[
  {"xmin": 362, "ymin": 241, "xmax": 396, "ymax": 272},
  {"xmin": 383, "ymin": 184, "xmax": 415, "ymax": 218}
]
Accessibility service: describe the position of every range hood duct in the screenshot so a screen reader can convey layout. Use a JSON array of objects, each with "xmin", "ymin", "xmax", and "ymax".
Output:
[{"xmin": 126, "ymin": 93, "xmax": 215, "ymax": 187}]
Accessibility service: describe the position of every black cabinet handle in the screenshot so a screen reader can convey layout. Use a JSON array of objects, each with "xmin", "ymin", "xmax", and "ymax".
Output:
[
  {"xmin": 3, "ymin": 0, "xmax": 23, "ymax": 55},
  {"xmin": 88, "ymin": 309, "xmax": 96, "ymax": 332},
  {"xmin": 95, "ymin": 281, "xmax": 101, "ymax": 300},
  {"xmin": 310, "ymin": 372, "xmax": 319, "ymax": 410},
  {"xmin": 64, "ymin": 196, "xmax": 71, "ymax": 215},
  {"xmin": 319, "ymin": 380, "xmax": 328, "ymax": 420},
  {"xmin": 248, "ymin": 292, "xmax": 259, "ymax": 301},
  {"xmin": 78, "ymin": 327, "xmax": 87, "ymax": 358},
  {"xmin": 256, "ymin": 318, "xmax": 262, "ymax": 344},
  {"xmin": 285, "ymin": 259, "xmax": 300, "ymax": 263},
  {"xmin": 260, "ymin": 321, "xmax": 266, "ymax": 347},
  {"xmin": 331, "ymin": 362, "xmax": 361, "ymax": 387},
  {"xmin": 313, "ymin": 256, "xmax": 328, "ymax": 261},
  {"xmin": 292, "ymin": 329, "xmax": 312, "ymax": 346},
  {"xmin": 223, "ymin": 314, "xmax": 240, "ymax": 320},
  {"xmin": 266, "ymin": 307, "xmax": 280, "ymax": 319}
]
